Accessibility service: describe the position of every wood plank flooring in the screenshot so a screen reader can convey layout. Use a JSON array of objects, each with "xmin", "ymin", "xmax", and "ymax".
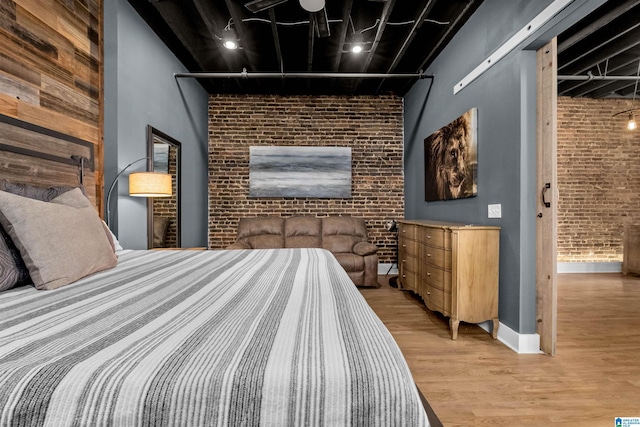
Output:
[{"xmin": 360, "ymin": 273, "xmax": 640, "ymax": 427}]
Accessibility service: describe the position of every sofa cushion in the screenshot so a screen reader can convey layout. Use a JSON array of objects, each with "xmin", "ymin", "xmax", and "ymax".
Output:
[
  {"xmin": 237, "ymin": 217, "xmax": 285, "ymax": 249},
  {"xmin": 353, "ymin": 242, "xmax": 378, "ymax": 256},
  {"xmin": 322, "ymin": 216, "xmax": 367, "ymax": 253},
  {"xmin": 332, "ymin": 253, "xmax": 365, "ymax": 272},
  {"xmin": 285, "ymin": 216, "xmax": 322, "ymax": 248}
]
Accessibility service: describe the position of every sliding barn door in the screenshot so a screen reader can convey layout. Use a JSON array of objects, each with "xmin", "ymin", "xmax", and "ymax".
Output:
[{"xmin": 536, "ymin": 39, "xmax": 558, "ymax": 356}]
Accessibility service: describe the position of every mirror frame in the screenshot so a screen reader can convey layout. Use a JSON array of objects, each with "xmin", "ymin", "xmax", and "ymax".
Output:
[{"xmin": 146, "ymin": 125, "xmax": 182, "ymax": 249}]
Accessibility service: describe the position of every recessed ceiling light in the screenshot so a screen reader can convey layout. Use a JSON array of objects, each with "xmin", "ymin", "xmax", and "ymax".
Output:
[{"xmin": 223, "ymin": 40, "xmax": 238, "ymax": 50}]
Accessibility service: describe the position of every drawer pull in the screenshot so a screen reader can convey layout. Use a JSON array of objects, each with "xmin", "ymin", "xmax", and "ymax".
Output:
[
  {"xmin": 427, "ymin": 253, "xmax": 431, "ymax": 257},
  {"xmin": 427, "ymin": 272, "xmax": 431, "ymax": 276},
  {"xmin": 402, "ymin": 244, "xmax": 406, "ymax": 248},
  {"xmin": 427, "ymin": 235, "xmax": 431, "ymax": 239},
  {"xmin": 402, "ymin": 274, "xmax": 406, "ymax": 278}
]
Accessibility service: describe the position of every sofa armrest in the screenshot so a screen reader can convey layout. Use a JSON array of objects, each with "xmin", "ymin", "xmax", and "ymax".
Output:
[
  {"xmin": 227, "ymin": 242, "xmax": 252, "ymax": 250},
  {"xmin": 353, "ymin": 242, "xmax": 378, "ymax": 256}
]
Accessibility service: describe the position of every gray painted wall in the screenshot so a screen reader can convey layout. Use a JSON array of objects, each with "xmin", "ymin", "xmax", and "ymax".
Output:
[
  {"xmin": 403, "ymin": 0, "xmax": 606, "ymax": 334},
  {"xmin": 104, "ymin": 0, "xmax": 209, "ymax": 249}
]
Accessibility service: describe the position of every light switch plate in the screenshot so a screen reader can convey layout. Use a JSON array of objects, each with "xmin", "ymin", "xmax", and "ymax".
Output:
[{"xmin": 488, "ymin": 204, "xmax": 502, "ymax": 218}]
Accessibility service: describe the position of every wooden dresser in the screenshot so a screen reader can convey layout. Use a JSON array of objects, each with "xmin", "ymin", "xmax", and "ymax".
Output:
[
  {"xmin": 397, "ymin": 220, "xmax": 500, "ymax": 339},
  {"xmin": 623, "ymin": 224, "xmax": 640, "ymax": 275}
]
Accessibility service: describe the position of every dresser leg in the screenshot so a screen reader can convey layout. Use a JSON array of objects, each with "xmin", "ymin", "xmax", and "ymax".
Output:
[
  {"xmin": 450, "ymin": 319, "xmax": 459, "ymax": 340},
  {"xmin": 492, "ymin": 318, "xmax": 499, "ymax": 339}
]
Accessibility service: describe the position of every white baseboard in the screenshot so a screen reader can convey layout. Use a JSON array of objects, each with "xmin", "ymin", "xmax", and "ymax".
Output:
[
  {"xmin": 478, "ymin": 321, "xmax": 542, "ymax": 354},
  {"xmin": 557, "ymin": 262, "xmax": 621, "ymax": 273},
  {"xmin": 378, "ymin": 263, "xmax": 398, "ymax": 275},
  {"xmin": 377, "ymin": 264, "xmax": 541, "ymax": 354}
]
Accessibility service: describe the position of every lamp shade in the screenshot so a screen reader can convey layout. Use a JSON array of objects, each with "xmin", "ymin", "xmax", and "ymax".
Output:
[
  {"xmin": 129, "ymin": 172, "xmax": 172, "ymax": 197},
  {"xmin": 299, "ymin": 0, "xmax": 324, "ymax": 12}
]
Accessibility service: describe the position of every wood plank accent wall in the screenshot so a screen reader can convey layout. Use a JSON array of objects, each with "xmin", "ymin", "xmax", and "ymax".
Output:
[
  {"xmin": 208, "ymin": 94, "xmax": 404, "ymax": 264},
  {"xmin": 0, "ymin": 0, "xmax": 103, "ymax": 209}
]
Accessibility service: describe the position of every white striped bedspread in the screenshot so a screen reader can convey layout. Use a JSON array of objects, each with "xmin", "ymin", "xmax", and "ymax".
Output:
[{"xmin": 0, "ymin": 248, "xmax": 429, "ymax": 427}]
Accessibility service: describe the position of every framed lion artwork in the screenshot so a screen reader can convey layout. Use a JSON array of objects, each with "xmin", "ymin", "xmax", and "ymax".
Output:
[{"xmin": 424, "ymin": 108, "xmax": 478, "ymax": 201}]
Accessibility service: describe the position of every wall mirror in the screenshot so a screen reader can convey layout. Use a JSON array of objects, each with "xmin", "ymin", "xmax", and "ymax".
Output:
[{"xmin": 147, "ymin": 125, "xmax": 181, "ymax": 249}]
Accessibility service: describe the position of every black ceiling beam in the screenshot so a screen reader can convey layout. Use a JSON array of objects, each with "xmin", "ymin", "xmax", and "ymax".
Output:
[
  {"xmin": 399, "ymin": 0, "xmax": 480, "ymax": 95},
  {"xmin": 126, "ymin": 1, "xmax": 200, "ymax": 71},
  {"xmin": 314, "ymin": 8, "xmax": 330, "ymax": 38},
  {"xmin": 558, "ymin": 21, "xmax": 640, "ymax": 73},
  {"xmin": 307, "ymin": 14, "xmax": 315, "ymax": 72},
  {"xmin": 359, "ymin": 0, "xmax": 396, "ymax": 74},
  {"xmin": 224, "ymin": 0, "xmax": 259, "ymax": 72},
  {"xmin": 375, "ymin": 0, "xmax": 437, "ymax": 94},
  {"xmin": 558, "ymin": 0, "xmax": 640, "ymax": 54},
  {"xmin": 332, "ymin": 0, "xmax": 353, "ymax": 72},
  {"xmin": 191, "ymin": 0, "xmax": 244, "ymax": 91},
  {"xmin": 416, "ymin": 0, "xmax": 480, "ymax": 73},
  {"xmin": 353, "ymin": 0, "xmax": 396, "ymax": 93},
  {"xmin": 148, "ymin": 2, "xmax": 208, "ymax": 71},
  {"xmin": 268, "ymin": 8, "xmax": 284, "ymax": 72}
]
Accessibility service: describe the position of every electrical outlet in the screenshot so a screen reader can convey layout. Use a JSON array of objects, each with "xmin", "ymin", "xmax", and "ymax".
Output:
[{"xmin": 488, "ymin": 204, "xmax": 501, "ymax": 218}]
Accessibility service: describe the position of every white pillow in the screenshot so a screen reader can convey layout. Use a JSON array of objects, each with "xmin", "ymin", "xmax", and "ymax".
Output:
[{"xmin": 102, "ymin": 220, "xmax": 124, "ymax": 252}]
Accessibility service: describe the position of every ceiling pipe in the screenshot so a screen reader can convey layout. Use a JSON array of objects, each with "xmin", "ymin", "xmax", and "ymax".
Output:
[
  {"xmin": 174, "ymin": 70, "xmax": 431, "ymax": 79},
  {"xmin": 558, "ymin": 74, "xmax": 640, "ymax": 81}
]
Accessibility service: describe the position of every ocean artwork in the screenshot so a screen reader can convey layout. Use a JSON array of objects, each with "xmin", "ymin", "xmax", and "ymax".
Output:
[{"xmin": 249, "ymin": 146, "xmax": 352, "ymax": 198}]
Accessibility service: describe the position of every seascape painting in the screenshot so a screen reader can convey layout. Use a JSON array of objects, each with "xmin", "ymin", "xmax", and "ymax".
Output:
[
  {"xmin": 250, "ymin": 146, "xmax": 352, "ymax": 198},
  {"xmin": 153, "ymin": 143, "xmax": 169, "ymax": 174}
]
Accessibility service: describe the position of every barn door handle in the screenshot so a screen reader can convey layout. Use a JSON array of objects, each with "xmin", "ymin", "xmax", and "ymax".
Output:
[{"xmin": 542, "ymin": 183, "xmax": 551, "ymax": 208}]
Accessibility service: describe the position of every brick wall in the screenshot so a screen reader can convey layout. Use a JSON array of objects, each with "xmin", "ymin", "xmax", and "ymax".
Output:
[
  {"xmin": 558, "ymin": 96, "xmax": 640, "ymax": 262},
  {"xmin": 208, "ymin": 94, "xmax": 404, "ymax": 263}
]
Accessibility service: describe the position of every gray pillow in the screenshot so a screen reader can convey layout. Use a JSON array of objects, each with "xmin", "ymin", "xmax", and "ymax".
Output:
[
  {"xmin": 0, "ymin": 188, "xmax": 118, "ymax": 290},
  {"xmin": 0, "ymin": 226, "xmax": 30, "ymax": 291},
  {"xmin": 0, "ymin": 182, "xmax": 84, "ymax": 291}
]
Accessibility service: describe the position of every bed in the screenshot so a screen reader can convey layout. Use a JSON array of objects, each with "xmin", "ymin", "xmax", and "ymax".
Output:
[
  {"xmin": 0, "ymin": 115, "xmax": 430, "ymax": 426},
  {"xmin": 0, "ymin": 248, "xmax": 429, "ymax": 426}
]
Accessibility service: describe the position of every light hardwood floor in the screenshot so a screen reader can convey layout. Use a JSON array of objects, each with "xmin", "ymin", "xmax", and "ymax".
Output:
[{"xmin": 360, "ymin": 273, "xmax": 640, "ymax": 427}]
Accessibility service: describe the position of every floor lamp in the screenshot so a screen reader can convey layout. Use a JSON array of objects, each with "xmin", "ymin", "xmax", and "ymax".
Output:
[{"xmin": 105, "ymin": 157, "xmax": 172, "ymax": 229}]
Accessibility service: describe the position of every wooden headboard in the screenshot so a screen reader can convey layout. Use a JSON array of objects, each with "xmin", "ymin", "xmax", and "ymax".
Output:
[{"xmin": 0, "ymin": 114, "xmax": 97, "ymax": 208}]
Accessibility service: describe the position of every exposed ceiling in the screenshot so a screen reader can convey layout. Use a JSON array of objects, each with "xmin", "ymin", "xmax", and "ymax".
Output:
[
  {"xmin": 127, "ymin": 0, "xmax": 483, "ymax": 96},
  {"xmin": 129, "ymin": 0, "xmax": 640, "ymax": 100},
  {"xmin": 558, "ymin": 0, "xmax": 640, "ymax": 99}
]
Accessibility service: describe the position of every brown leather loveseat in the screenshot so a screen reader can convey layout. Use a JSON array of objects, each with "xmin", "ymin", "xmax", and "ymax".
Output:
[{"xmin": 227, "ymin": 216, "xmax": 379, "ymax": 287}]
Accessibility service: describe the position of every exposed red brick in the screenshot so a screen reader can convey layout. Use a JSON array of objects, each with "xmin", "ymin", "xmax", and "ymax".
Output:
[
  {"xmin": 558, "ymin": 96, "xmax": 640, "ymax": 262},
  {"xmin": 208, "ymin": 94, "xmax": 404, "ymax": 263}
]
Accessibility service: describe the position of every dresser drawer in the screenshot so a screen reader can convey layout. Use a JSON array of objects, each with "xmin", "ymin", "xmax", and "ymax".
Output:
[
  {"xmin": 399, "ymin": 238, "xmax": 419, "ymax": 255},
  {"xmin": 400, "ymin": 270, "xmax": 418, "ymax": 292},
  {"xmin": 423, "ymin": 285, "xmax": 444, "ymax": 313},
  {"xmin": 422, "ymin": 246, "xmax": 446, "ymax": 268},
  {"xmin": 423, "ymin": 264, "xmax": 445, "ymax": 289},
  {"xmin": 400, "ymin": 253, "xmax": 418, "ymax": 273},
  {"xmin": 398, "ymin": 223, "xmax": 417, "ymax": 239},
  {"xmin": 421, "ymin": 227, "xmax": 445, "ymax": 248}
]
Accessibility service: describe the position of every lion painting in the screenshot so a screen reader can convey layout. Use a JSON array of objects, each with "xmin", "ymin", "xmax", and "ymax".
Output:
[{"xmin": 424, "ymin": 108, "xmax": 477, "ymax": 201}]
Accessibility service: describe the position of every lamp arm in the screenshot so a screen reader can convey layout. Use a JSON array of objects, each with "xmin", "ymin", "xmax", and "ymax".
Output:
[{"xmin": 105, "ymin": 156, "xmax": 149, "ymax": 228}]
